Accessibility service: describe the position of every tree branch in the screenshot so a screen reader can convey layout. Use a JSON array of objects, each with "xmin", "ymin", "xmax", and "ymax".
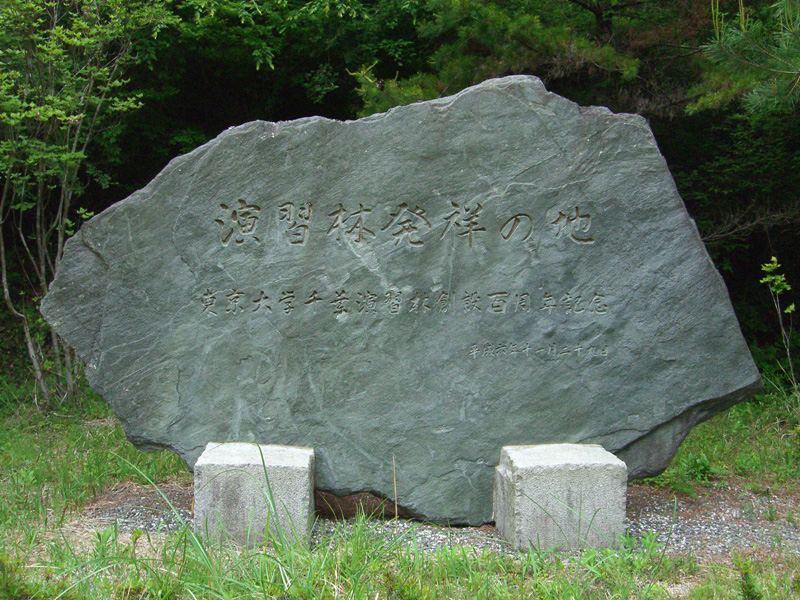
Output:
[{"xmin": 701, "ymin": 201, "xmax": 800, "ymax": 244}]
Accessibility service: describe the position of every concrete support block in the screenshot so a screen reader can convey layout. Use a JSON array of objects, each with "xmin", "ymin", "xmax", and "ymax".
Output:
[
  {"xmin": 194, "ymin": 442, "xmax": 314, "ymax": 547},
  {"xmin": 493, "ymin": 444, "xmax": 626, "ymax": 551}
]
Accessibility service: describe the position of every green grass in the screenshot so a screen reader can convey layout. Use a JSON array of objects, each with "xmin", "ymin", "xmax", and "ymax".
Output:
[
  {"xmin": 1, "ymin": 380, "xmax": 799, "ymax": 598},
  {"xmin": 0, "ymin": 389, "xmax": 189, "ymax": 531},
  {"xmin": 645, "ymin": 390, "xmax": 800, "ymax": 496},
  {"xmin": 1, "ymin": 512, "xmax": 697, "ymax": 599}
]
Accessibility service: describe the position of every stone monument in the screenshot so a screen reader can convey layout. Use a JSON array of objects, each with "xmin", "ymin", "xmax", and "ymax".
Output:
[{"xmin": 41, "ymin": 75, "xmax": 761, "ymax": 525}]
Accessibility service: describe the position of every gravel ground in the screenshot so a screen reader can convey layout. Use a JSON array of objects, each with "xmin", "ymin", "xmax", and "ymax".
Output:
[
  {"xmin": 625, "ymin": 481, "xmax": 800, "ymax": 560},
  {"xmin": 76, "ymin": 479, "xmax": 800, "ymax": 561}
]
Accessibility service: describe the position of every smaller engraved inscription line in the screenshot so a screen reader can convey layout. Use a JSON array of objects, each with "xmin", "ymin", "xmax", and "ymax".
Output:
[
  {"xmin": 197, "ymin": 286, "xmax": 612, "ymax": 319},
  {"xmin": 468, "ymin": 342, "xmax": 610, "ymax": 361}
]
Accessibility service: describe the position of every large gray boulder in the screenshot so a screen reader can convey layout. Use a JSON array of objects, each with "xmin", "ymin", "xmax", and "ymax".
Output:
[{"xmin": 42, "ymin": 76, "xmax": 761, "ymax": 524}]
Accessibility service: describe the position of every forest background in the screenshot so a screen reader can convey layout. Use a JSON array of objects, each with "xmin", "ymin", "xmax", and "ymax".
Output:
[{"xmin": 1, "ymin": 0, "xmax": 799, "ymax": 404}]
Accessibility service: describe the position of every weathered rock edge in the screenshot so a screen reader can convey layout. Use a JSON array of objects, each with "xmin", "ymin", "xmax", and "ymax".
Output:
[{"xmin": 42, "ymin": 75, "xmax": 762, "ymax": 524}]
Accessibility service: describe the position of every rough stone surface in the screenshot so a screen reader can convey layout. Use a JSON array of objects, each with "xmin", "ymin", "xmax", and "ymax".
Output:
[
  {"xmin": 41, "ymin": 75, "xmax": 761, "ymax": 525},
  {"xmin": 493, "ymin": 444, "xmax": 627, "ymax": 550},
  {"xmin": 194, "ymin": 442, "xmax": 314, "ymax": 546}
]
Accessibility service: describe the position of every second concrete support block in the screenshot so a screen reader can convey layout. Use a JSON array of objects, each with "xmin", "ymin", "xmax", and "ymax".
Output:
[
  {"xmin": 194, "ymin": 442, "xmax": 315, "ymax": 547},
  {"xmin": 494, "ymin": 444, "xmax": 626, "ymax": 551}
]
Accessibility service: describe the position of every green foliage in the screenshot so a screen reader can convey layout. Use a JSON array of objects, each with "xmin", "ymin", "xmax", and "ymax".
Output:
[
  {"xmin": 0, "ymin": 0, "xmax": 178, "ymax": 406},
  {"xmin": 0, "ymin": 0, "xmax": 177, "ymax": 202},
  {"xmin": 679, "ymin": 451, "xmax": 723, "ymax": 483},
  {"xmin": 352, "ymin": 0, "xmax": 643, "ymax": 115},
  {"xmin": 692, "ymin": 0, "xmax": 800, "ymax": 116},
  {"xmin": 736, "ymin": 553, "xmax": 766, "ymax": 600},
  {"xmin": 351, "ymin": 64, "xmax": 441, "ymax": 117},
  {"xmin": 761, "ymin": 256, "xmax": 796, "ymax": 311},
  {"xmin": 63, "ymin": 206, "xmax": 95, "ymax": 237},
  {"xmin": 759, "ymin": 257, "xmax": 799, "ymax": 406},
  {"xmin": 111, "ymin": 0, "xmax": 431, "ymax": 189}
]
